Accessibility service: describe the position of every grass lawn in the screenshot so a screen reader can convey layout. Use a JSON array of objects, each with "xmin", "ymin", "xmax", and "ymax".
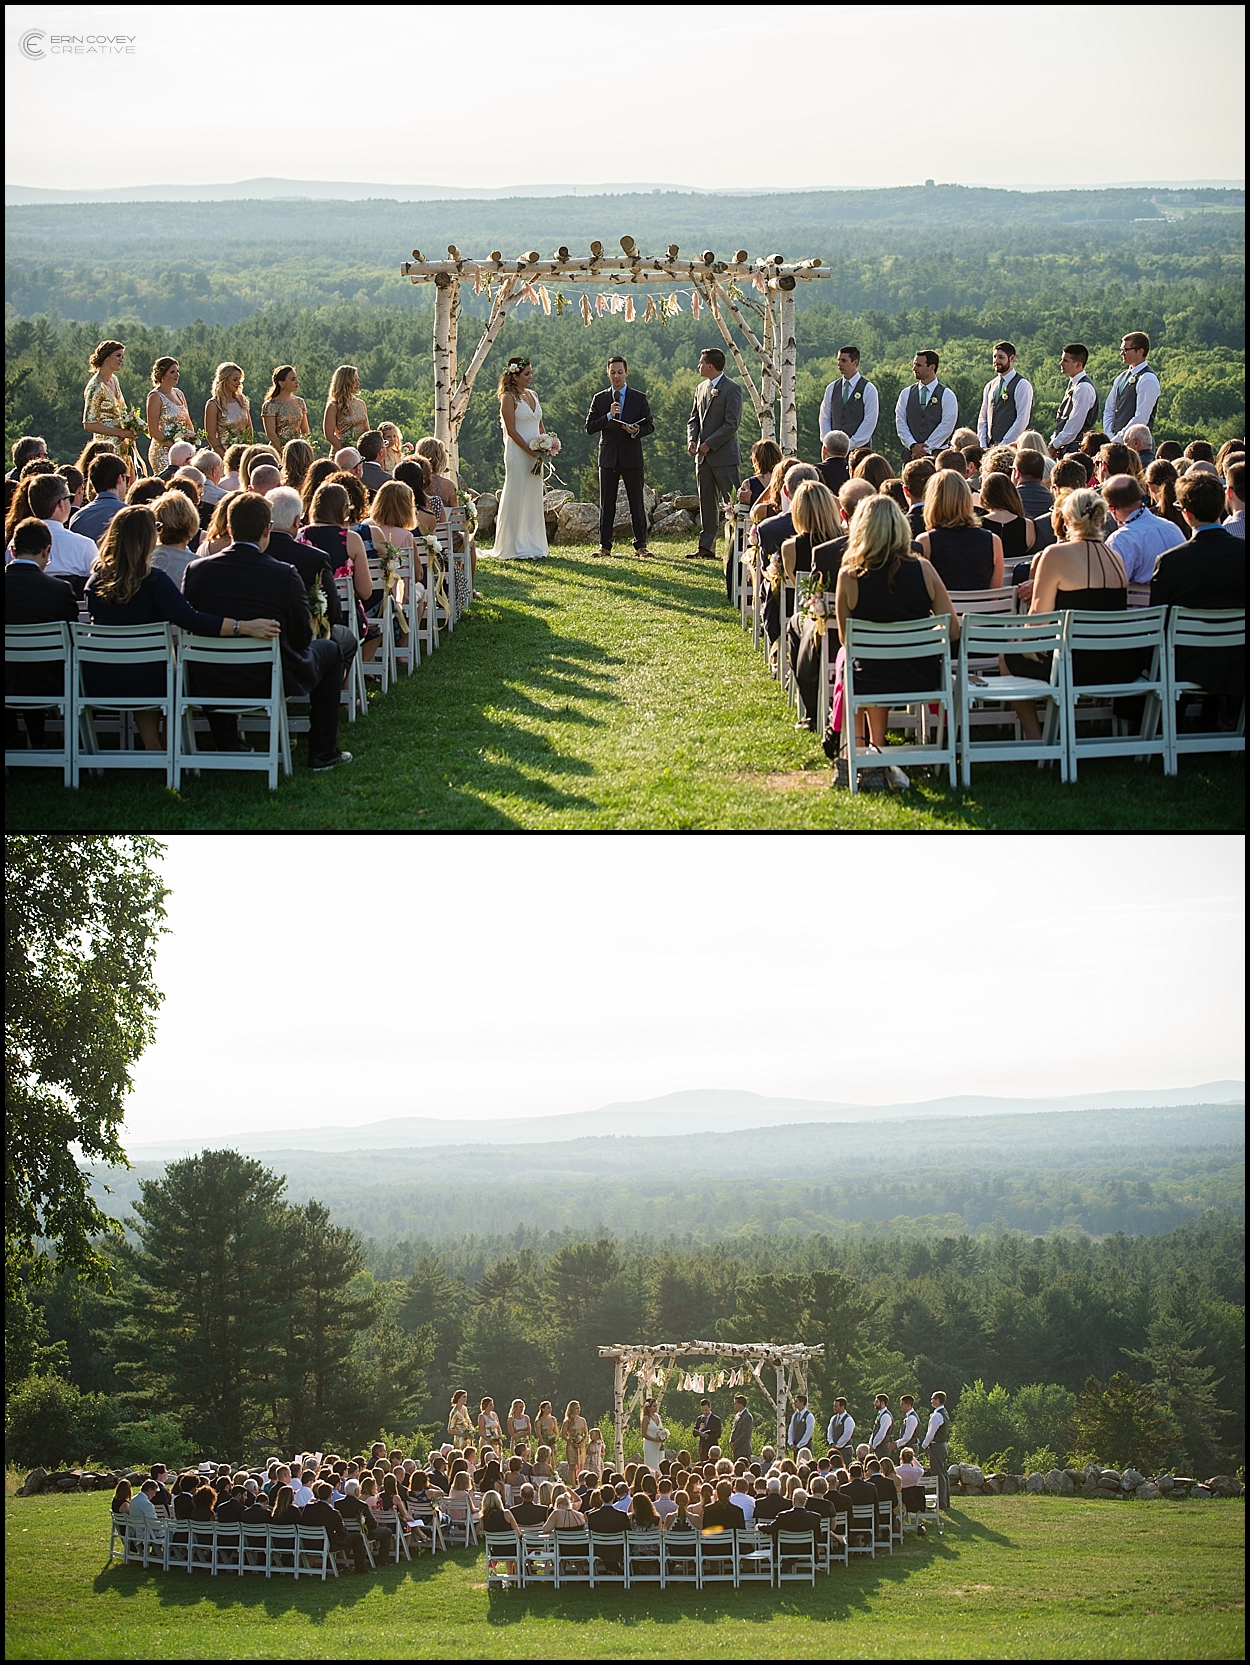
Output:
[
  {"xmin": 3, "ymin": 1492, "xmax": 1243, "ymax": 1660},
  {"xmin": 5, "ymin": 540, "xmax": 1243, "ymax": 830}
]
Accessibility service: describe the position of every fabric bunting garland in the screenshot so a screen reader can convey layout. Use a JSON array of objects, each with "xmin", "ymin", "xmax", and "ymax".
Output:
[
  {"xmin": 538, "ymin": 285, "xmax": 551, "ymax": 315},
  {"xmin": 580, "ymin": 294, "xmax": 593, "ymax": 326},
  {"xmin": 625, "ymin": 296, "xmax": 635, "ymax": 321}
]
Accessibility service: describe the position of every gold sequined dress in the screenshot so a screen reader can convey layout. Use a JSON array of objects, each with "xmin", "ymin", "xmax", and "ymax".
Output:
[
  {"xmin": 148, "ymin": 388, "xmax": 194, "ymax": 473},
  {"xmin": 262, "ymin": 396, "xmax": 309, "ymax": 448}
]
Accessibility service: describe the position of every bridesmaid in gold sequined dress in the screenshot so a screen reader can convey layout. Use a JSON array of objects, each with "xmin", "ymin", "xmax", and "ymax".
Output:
[
  {"xmin": 324, "ymin": 364, "xmax": 369, "ymax": 452},
  {"xmin": 82, "ymin": 339, "xmax": 139, "ymax": 461},
  {"xmin": 145, "ymin": 356, "xmax": 194, "ymax": 473},
  {"xmin": 204, "ymin": 362, "xmax": 253, "ymax": 457},
  {"xmin": 262, "ymin": 365, "xmax": 311, "ymax": 451}
]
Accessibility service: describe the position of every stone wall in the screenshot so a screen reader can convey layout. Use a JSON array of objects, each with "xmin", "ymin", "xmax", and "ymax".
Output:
[
  {"xmin": 472, "ymin": 485, "xmax": 701, "ymax": 546},
  {"xmin": 948, "ymin": 1461, "xmax": 1243, "ymax": 1500}
]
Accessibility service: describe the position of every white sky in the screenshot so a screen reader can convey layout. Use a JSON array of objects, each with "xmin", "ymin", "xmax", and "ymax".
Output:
[
  {"xmin": 5, "ymin": 5, "xmax": 1245, "ymax": 192},
  {"xmin": 117, "ymin": 834, "xmax": 1245, "ymax": 1145}
]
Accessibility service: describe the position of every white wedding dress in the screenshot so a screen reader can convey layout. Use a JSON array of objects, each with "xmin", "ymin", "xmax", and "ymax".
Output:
[
  {"xmin": 643, "ymin": 1417, "xmax": 664, "ymax": 1471},
  {"xmin": 491, "ymin": 393, "xmax": 548, "ymax": 559}
]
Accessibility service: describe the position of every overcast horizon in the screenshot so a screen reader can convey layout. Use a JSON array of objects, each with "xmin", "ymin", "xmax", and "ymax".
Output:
[
  {"xmin": 7, "ymin": 4, "xmax": 1244, "ymax": 193},
  {"xmin": 115, "ymin": 835, "xmax": 1245, "ymax": 1147}
]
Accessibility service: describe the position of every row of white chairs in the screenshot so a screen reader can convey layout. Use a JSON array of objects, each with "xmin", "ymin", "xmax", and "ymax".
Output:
[{"xmin": 5, "ymin": 510, "xmax": 477, "ymax": 790}]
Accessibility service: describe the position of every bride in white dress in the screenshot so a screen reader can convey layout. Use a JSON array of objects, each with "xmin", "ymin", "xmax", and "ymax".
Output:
[
  {"xmin": 491, "ymin": 356, "xmax": 548, "ymax": 560},
  {"xmin": 642, "ymin": 1399, "xmax": 665, "ymax": 1471}
]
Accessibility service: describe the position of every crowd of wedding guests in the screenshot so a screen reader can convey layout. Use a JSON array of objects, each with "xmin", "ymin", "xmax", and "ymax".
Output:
[
  {"xmin": 735, "ymin": 348, "xmax": 1244, "ymax": 768},
  {"xmin": 5, "ymin": 345, "xmax": 472, "ymax": 772},
  {"xmin": 107, "ymin": 1387, "xmax": 950, "ymax": 1575}
]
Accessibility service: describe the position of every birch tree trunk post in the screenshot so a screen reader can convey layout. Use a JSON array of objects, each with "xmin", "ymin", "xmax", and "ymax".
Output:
[
  {"xmin": 432, "ymin": 274, "xmax": 455, "ymax": 462},
  {"xmin": 448, "ymin": 277, "xmax": 519, "ymax": 453},
  {"xmin": 775, "ymin": 1364, "xmax": 788, "ymax": 1457},
  {"xmin": 777, "ymin": 285, "xmax": 798, "ymax": 455},
  {"xmin": 762, "ymin": 297, "xmax": 778, "ymax": 444},
  {"xmin": 446, "ymin": 279, "xmax": 461, "ymax": 475},
  {"xmin": 696, "ymin": 277, "xmax": 769, "ymax": 438},
  {"xmin": 614, "ymin": 1357, "xmax": 626, "ymax": 1473}
]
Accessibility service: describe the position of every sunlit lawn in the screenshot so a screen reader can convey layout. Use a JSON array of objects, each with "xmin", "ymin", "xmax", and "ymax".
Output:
[{"xmin": 5, "ymin": 541, "xmax": 1242, "ymax": 831}]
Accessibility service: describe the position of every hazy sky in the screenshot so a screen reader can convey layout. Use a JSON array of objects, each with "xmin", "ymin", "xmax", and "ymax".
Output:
[
  {"xmin": 6, "ymin": 5, "xmax": 1245, "ymax": 192},
  {"xmin": 116, "ymin": 834, "xmax": 1244, "ymax": 1146}
]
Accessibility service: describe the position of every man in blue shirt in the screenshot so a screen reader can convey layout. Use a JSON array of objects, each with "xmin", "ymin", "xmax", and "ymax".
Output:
[
  {"xmin": 68, "ymin": 453, "xmax": 130, "ymax": 542},
  {"xmin": 1104, "ymin": 475, "xmax": 1185, "ymax": 583}
]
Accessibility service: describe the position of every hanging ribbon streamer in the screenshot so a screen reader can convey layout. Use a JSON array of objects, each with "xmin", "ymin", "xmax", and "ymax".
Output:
[
  {"xmin": 473, "ymin": 268, "xmax": 483, "ymax": 296},
  {"xmin": 642, "ymin": 296, "xmax": 658, "ymax": 322},
  {"xmin": 580, "ymin": 294, "xmax": 593, "ymax": 326},
  {"xmin": 519, "ymin": 282, "xmax": 540, "ymax": 304},
  {"xmin": 595, "ymin": 292, "xmax": 608, "ymax": 317},
  {"xmin": 538, "ymin": 285, "xmax": 551, "ymax": 316},
  {"xmin": 691, "ymin": 289, "xmax": 701, "ymax": 320},
  {"xmin": 625, "ymin": 296, "xmax": 636, "ymax": 322},
  {"xmin": 666, "ymin": 293, "xmax": 683, "ymax": 317}
]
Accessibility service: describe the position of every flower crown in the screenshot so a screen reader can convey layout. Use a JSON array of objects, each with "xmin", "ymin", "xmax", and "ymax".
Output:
[{"xmin": 506, "ymin": 358, "xmax": 531, "ymax": 373}]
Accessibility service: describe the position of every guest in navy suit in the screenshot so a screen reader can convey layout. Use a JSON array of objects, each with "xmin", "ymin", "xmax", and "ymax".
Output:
[{"xmin": 585, "ymin": 356, "xmax": 654, "ymax": 557}]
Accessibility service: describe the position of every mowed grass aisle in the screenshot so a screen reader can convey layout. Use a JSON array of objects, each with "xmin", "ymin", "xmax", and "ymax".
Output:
[
  {"xmin": 5, "ymin": 539, "xmax": 1244, "ymax": 830},
  {"xmin": 4, "ymin": 1491, "xmax": 1244, "ymax": 1660}
]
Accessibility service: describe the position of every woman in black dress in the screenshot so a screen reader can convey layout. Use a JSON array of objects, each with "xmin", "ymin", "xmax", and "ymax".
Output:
[
  {"xmin": 915, "ymin": 469, "xmax": 1003, "ymax": 590},
  {"xmin": 834, "ymin": 495, "xmax": 959, "ymax": 751},
  {"xmin": 738, "ymin": 438, "xmax": 784, "ymax": 507},
  {"xmin": 978, "ymin": 472, "xmax": 1035, "ymax": 570}
]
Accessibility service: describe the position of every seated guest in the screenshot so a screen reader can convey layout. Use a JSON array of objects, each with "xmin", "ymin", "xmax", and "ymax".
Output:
[
  {"xmin": 509, "ymin": 1483, "xmax": 548, "ymax": 1527},
  {"xmin": 262, "ymin": 487, "xmax": 344, "ymax": 629},
  {"xmin": 392, "ymin": 460, "xmax": 440, "ymax": 535},
  {"xmin": 1016, "ymin": 429, "xmax": 1056, "ymax": 482},
  {"xmin": 1124, "ymin": 422, "xmax": 1154, "ymax": 468},
  {"xmin": 1224, "ymin": 458, "xmax": 1245, "ymax": 538},
  {"xmin": 1103, "ymin": 473, "xmax": 1183, "ymax": 583},
  {"xmin": 241, "ymin": 1485, "xmax": 272, "ymax": 1524},
  {"xmin": 25, "ymin": 474, "xmax": 98, "ymax": 596},
  {"xmin": 749, "ymin": 457, "xmax": 796, "ymax": 527},
  {"xmin": 664, "ymin": 1490, "xmax": 697, "ymax": 1537},
  {"xmin": 7, "ymin": 435, "xmax": 48, "ymax": 480},
  {"xmin": 269, "ymin": 1484, "xmax": 300, "ymax": 1525},
  {"xmin": 702, "ymin": 1479, "xmax": 746, "ymax": 1531},
  {"xmin": 806, "ymin": 1476, "xmax": 845, "ymax": 1548},
  {"xmin": 414, "ymin": 436, "xmax": 460, "ymax": 513},
  {"xmin": 915, "ymin": 470, "xmax": 1003, "ymax": 591},
  {"xmin": 738, "ymin": 438, "xmax": 785, "ymax": 506},
  {"xmin": 4, "ymin": 518, "xmax": 76, "ymax": 750},
  {"xmin": 150, "ymin": 489, "xmax": 202, "ymax": 588},
  {"xmin": 866, "ymin": 1458, "xmax": 896, "ymax": 1507},
  {"xmin": 215, "ymin": 1482, "xmax": 248, "ymax": 1523},
  {"xmin": 894, "ymin": 1448, "xmax": 928, "ymax": 1535},
  {"xmin": 1013, "ymin": 446, "xmax": 1054, "ymax": 517},
  {"xmin": 902, "ymin": 458, "xmax": 936, "ymax": 536},
  {"xmin": 189, "ymin": 1485, "xmax": 217, "ymax": 1522},
  {"xmin": 630, "ymin": 1492, "xmax": 660, "ymax": 1530},
  {"xmin": 183, "ymin": 492, "xmax": 352, "ymax": 770},
  {"xmin": 853, "ymin": 453, "xmax": 893, "ymax": 490},
  {"xmin": 730, "ymin": 1478, "xmax": 756, "ymax": 1522},
  {"xmin": 1097, "ymin": 440, "xmax": 1142, "ymax": 482},
  {"xmin": 148, "ymin": 1465, "xmax": 174, "ymax": 1510},
  {"xmin": 333, "ymin": 446, "xmax": 363, "ymax": 479},
  {"xmin": 305, "ymin": 481, "xmax": 373, "ymax": 606},
  {"xmin": 85, "ymin": 505, "xmax": 280, "ymax": 753},
  {"xmin": 772, "ymin": 478, "xmax": 843, "ymax": 643},
  {"xmin": 248, "ymin": 463, "xmax": 281, "ymax": 497},
  {"xmin": 126, "ymin": 477, "xmax": 170, "ymax": 508},
  {"xmin": 834, "ymin": 494, "xmax": 960, "ymax": 756},
  {"xmin": 753, "ymin": 1476, "xmax": 787, "ymax": 1523},
  {"xmin": 935, "ymin": 447, "xmax": 968, "ymax": 477},
  {"xmin": 157, "ymin": 440, "xmax": 196, "ymax": 483},
  {"xmin": 838, "ymin": 1463, "xmax": 881, "ymax": 1543},
  {"xmin": 761, "ymin": 1486, "xmax": 822, "ymax": 1546},
  {"xmin": 58, "ymin": 465, "xmax": 86, "ymax": 513},
  {"xmin": 128, "ymin": 1481, "xmax": 161, "ymax": 1520},
  {"xmin": 881, "ymin": 478, "xmax": 909, "ymax": 510},
  {"xmin": 756, "ymin": 461, "xmax": 821, "ymax": 563},
  {"xmin": 818, "ymin": 430, "xmax": 852, "ymax": 494},
  {"xmin": 192, "ymin": 448, "xmax": 226, "ymax": 508},
  {"xmin": 110, "ymin": 1480, "xmax": 133, "ymax": 1515},
  {"xmin": 1006, "ymin": 487, "xmax": 1130, "ymax": 739},
  {"xmin": 1184, "ymin": 439, "xmax": 1216, "ymax": 463},
  {"xmin": 68, "ymin": 453, "xmax": 130, "ymax": 542},
  {"xmin": 1151, "ymin": 470, "xmax": 1246, "ymax": 706},
  {"xmin": 653, "ymin": 1478, "xmax": 677, "ymax": 1521},
  {"xmin": 585, "ymin": 1487, "xmax": 627, "ymax": 1568},
  {"xmin": 543, "ymin": 1490, "xmax": 586, "ymax": 1533},
  {"xmin": 292, "ymin": 1469, "xmax": 317, "ymax": 1507},
  {"xmin": 358, "ymin": 430, "xmax": 393, "ymax": 492},
  {"xmin": 480, "ymin": 1487, "xmax": 522, "ymax": 1538},
  {"xmin": 978, "ymin": 470, "xmax": 1035, "ymax": 568}
]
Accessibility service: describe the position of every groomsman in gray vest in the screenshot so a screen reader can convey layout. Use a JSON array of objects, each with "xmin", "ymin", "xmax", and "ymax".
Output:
[
  {"xmin": 686, "ymin": 347, "xmax": 743, "ymax": 560},
  {"xmin": 976, "ymin": 342, "xmax": 1033, "ymax": 448},
  {"xmin": 895, "ymin": 350, "xmax": 958, "ymax": 460},
  {"xmin": 819, "ymin": 346, "xmax": 879, "ymax": 452},
  {"xmin": 1050, "ymin": 343, "xmax": 1099, "ymax": 456},
  {"xmin": 1104, "ymin": 332, "xmax": 1161, "ymax": 458}
]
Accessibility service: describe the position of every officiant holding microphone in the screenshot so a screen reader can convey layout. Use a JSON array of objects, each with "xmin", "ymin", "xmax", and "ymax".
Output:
[{"xmin": 586, "ymin": 355, "xmax": 654, "ymax": 557}]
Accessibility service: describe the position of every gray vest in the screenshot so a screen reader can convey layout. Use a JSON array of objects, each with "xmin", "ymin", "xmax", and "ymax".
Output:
[
  {"xmin": 828, "ymin": 376, "xmax": 868, "ymax": 436},
  {"xmin": 1113, "ymin": 364, "xmax": 1159, "ymax": 433},
  {"xmin": 1054, "ymin": 373, "xmax": 1097, "ymax": 444},
  {"xmin": 906, "ymin": 381, "xmax": 947, "ymax": 445},
  {"xmin": 989, "ymin": 372, "xmax": 1023, "ymax": 444}
]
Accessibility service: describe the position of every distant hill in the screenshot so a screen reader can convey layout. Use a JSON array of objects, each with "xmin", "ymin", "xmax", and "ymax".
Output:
[{"xmin": 125, "ymin": 1081, "xmax": 1244, "ymax": 1161}]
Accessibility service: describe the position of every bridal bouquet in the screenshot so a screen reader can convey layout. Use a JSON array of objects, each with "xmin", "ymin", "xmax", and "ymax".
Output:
[{"xmin": 529, "ymin": 432, "xmax": 561, "ymax": 476}]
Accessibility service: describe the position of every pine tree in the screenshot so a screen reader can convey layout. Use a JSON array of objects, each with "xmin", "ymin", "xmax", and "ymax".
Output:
[{"xmin": 1125, "ymin": 1281, "xmax": 1228, "ymax": 1473}]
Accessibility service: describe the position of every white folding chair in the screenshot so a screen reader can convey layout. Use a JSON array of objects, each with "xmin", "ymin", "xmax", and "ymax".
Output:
[
  {"xmin": 660, "ymin": 1528, "xmax": 699, "ymax": 1586},
  {"xmin": 69, "ymin": 622, "xmax": 176, "ymax": 786},
  {"xmin": 697, "ymin": 1528, "xmax": 737, "ymax": 1589},
  {"xmin": 173, "ymin": 636, "xmax": 291, "ymax": 788},
  {"xmin": 268, "ymin": 1521, "xmax": 298, "ymax": 1576},
  {"xmin": 1162, "ymin": 606, "xmax": 1245, "ymax": 774},
  {"xmin": 485, "ymin": 1531, "xmax": 522, "ymax": 1589},
  {"xmin": 553, "ymin": 1529, "xmax": 592, "ymax": 1588},
  {"xmin": 776, "ymin": 1529, "xmax": 816, "ymax": 1586},
  {"xmin": 441, "ymin": 1492, "xmax": 479, "ymax": 1547},
  {"xmin": 388, "ymin": 544, "xmax": 427, "ymax": 676},
  {"xmin": 1065, "ymin": 605, "xmax": 1167, "ymax": 778},
  {"xmin": 843, "ymin": 614, "xmax": 957, "ymax": 791},
  {"xmin": 847, "ymin": 1503, "xmax": 876, "ymax": 1558},
  {"xmin": 587, "ymin": 1531, "xmax": 625, "ymax": 1589},
  {"xmin": 736, "ymin": 1528, "xmax": 775, "ymax": 1587},
  {"xmin": 625, "ymin": 1530, "xmax": 663, "ymax": 1588},
  {"xmin": 829, "ymin": 1511, "xmax": 849, "ymax": 1567},
  {"xmin": 446, "ymin": 505, "xmax": 475, "ymax": 611},
  {"xmin": 164, "ymin": 1521, "xmax": 191, "ymax": 1572},
  {"xmin": 433, "ymin": 520, "xmax": 459, "ymax": 632},
  {"xmin": 212, "ymin": 1524, "xmax": 243, "ymax": 1575},
  {"xmin": 921, "ymin": 1476, "xmax": 944, "ymax": 1535},
  {"xmin": 726, "ymin": 504, "xmax": 752, "ymax": 613},
  {"xmin": 340, "ymin": 1519, "xmax": 376, "ymax": 1572},
  {"xmin": 5, "ymin": 621, "xmax": 72, "ymax": 783},
  {"xmin": 373, "ymin": 1507, "xmax": 412, "ymax": 1561},
  {"xmin": 520, "ymin": 1528, "xmax": 555, "ymax": 1588},
  {"xmin": 363, "ymin": 556, "xmax": 396, "ymax": 694},
  {"xmin": 408, "ymin": 1502, "xmax": 447, "ymax": 1553},
  {"xmin": 188, "ymin": 1520, "xmax": 217, "ymax": 1573},
  {"xmin": 957, "ymin": 611, "xmax": 1069, "ymax": 784},
  {"xmin": 241, "ymin": 1521, "xmax": 270, "ymax": 1575},
  {"xmin": 875, "ymin": 1499, "xmax": 895, "ymax": 1555},
  {"xmin": 296, "ymin": 1524, "xmax": 337, "ymax": 1580},
  {"xmin": 333, "ymin": 575, "xmax": 368, "ymax": 721}
]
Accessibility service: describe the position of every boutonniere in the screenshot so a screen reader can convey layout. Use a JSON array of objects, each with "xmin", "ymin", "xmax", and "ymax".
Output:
[{"xmin": 709, "ymin": 388, "xmax": 719, "ymax": 399}]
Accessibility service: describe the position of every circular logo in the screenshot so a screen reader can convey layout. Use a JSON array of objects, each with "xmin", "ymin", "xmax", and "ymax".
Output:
[{"xmin": 20, "ymin": 29, "xmax": 46, "ymax": 59}]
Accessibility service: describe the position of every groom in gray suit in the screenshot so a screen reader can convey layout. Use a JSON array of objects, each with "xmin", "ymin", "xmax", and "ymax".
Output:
[{"xmin": 686, "ymin": 347, "xmax": 742, "ymax": 562}]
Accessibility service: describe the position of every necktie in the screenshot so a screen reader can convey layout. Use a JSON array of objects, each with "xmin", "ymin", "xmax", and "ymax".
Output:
[
  {"xmin": 843, "ymin": 379, "xmax": 853, "ymax": 401},
  {"xmin": 920, "ymin": 386, "xmax": 930, "ymax": 409}
]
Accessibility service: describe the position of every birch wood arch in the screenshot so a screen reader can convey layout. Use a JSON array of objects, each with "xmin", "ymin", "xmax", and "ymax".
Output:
[
  {"xmin": 596, "ymin": 1339, "xmax": 825, "ymax": 1473},
  {"xmin": 400, "ymin": 240, "xmax": 831, "ymax": 473}
]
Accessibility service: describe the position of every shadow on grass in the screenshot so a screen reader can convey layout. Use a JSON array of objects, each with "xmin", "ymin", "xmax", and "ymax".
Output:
[{"xmin": 92, "ymin": 1542, "xmax": 462, "ymax": 1618}]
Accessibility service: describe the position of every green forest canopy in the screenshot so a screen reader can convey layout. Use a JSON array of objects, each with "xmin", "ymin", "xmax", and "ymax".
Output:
[{"xmin": 6, "ymin": 186, "xmax": 1243, "ymax": 496}]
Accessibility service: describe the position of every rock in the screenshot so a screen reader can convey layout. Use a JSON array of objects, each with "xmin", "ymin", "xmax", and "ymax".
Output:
[
  {"xmin": 1099, "ymin": 1469, "xmax": 1122, "ymax": 1487},
  {"xmin": 1191, "ymin": 1485, "xmax": 1213, "ymax": 1497},
  {"xmin": 1024, "ymin": 1473, "xmax": 1046, "ymax": 1493},
  {"xmin": 1063, "ymin": 1469, "xmax": 1084, "ymax": 1487},
  {"xmin": 957, "ymin": 1464, "xmax": 984, "ymax": 1487},
  {"xmin": 543, "ymin": 488, "xmax": 574, "ymax": 512},
  {"xmin": 1093, "ymin": 1485, "xmax": 1123, "ymax": 1498},
  {"xmin": 1156, "ymin": 1474, "xmax": 1175, "ymax": 1491},
  {"xmin": 1135, "ymin": 1482, "xmax": 1161, "ymax": 1500},
  {"xmin": 1000, "ymin": 1475, "xmax": 1020, "ymax": 1495},
  {"xmin": 1044, "ymin": 1468, "xmax": 1074, "ymax": 1495},
  {"xmin": 475, "ymin": 492, "xmax": 498, "ymax": 539},
  {"xmin": 673, "ymin": 494, "xmax": 700, "ymax": 512},
  {"xmin": 1121, "ymin": 1469, "xmax": 1145, "ymax": 1490},
  {"xmin": 983, "ymin": 1475, "xmax": 1003, "ymax": 1494},
  {"xmin": 55, "ymin": 1475, "xmax": 80, "ymax": 1491},
  {"xmin": 1207, "ymin": 1476, "xmax": 1242, "ymax": 1497},
  {"xmin": 1172, "ymin": 1477, "xmax": 1196, "ymax": 1488},
  {"xmin": 651, "ymin": 508, "xmax": 694, "ymax": 537},
  {"xmin": 20, "ymin": 1468, "xmax": 47, "ymax": 1497},
  {"xmin": 610, "ymin": 480, "xmax": 658, "ymax": 535},
  {"xmin": 553, "ymin": 500, "xmax": 602, "ymax": 545}
]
